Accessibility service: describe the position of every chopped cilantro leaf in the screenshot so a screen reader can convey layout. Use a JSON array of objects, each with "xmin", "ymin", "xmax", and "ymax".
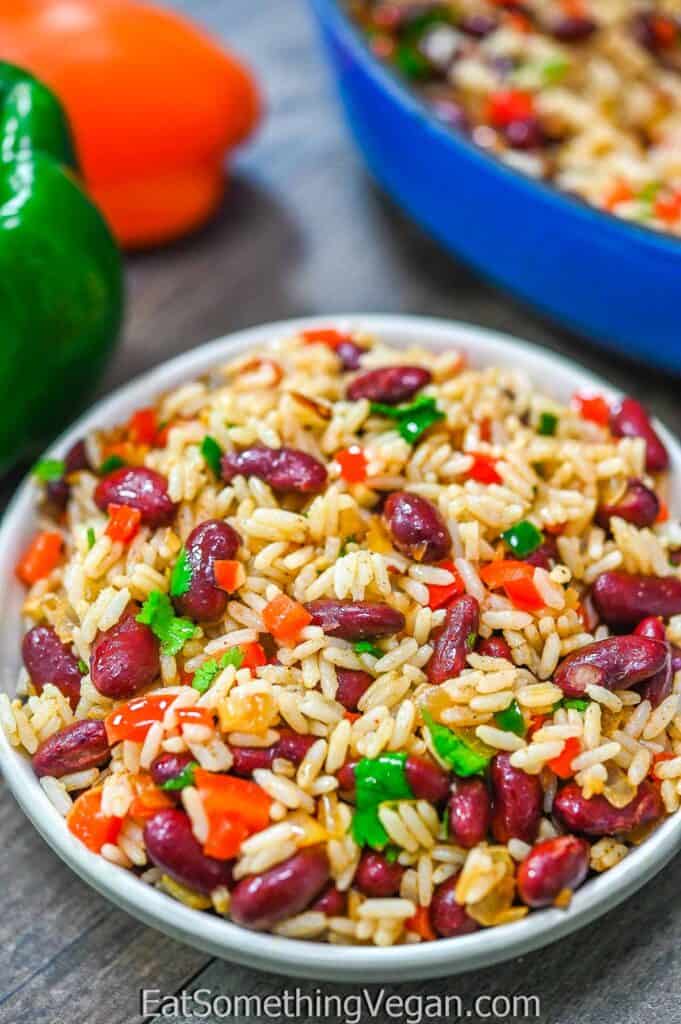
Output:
[
  {"xmin": 169, "ymin": 547, "xmax": 193, "ymax": 598},
  {"xmin": 78, "ymin": 659, "xmax": 88, "ymax": 675},
  {"xmin": 136, "ymin": 590, "xmax": 197, "ymax": 656},
  {"xmin": 86, "ymin": 527, "xmax": 96, "ymax": 550},
  {"xmin": 191, "ymin": 648, "xmax": 244, "ymax": 694}
]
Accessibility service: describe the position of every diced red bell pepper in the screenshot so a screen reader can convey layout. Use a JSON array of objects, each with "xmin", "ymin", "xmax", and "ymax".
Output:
[
  {"xmin": 194, "ymin": 769, "xmax": 272, "ymax": 831},
  {"xmin": 241, "ymin": 642, "xmax": 267, "ymax": 671},
  {"xmin": 335, "ymin": 446, "xmax": 368, "ymax": 484},
  {"xmin": 549, "ymin": 736, "xmax": 581, "ymax": 779},
  {"xmin": 604, "ymin": 181, "xmax": 633, "ymax": 212},
  {"xmin": 203, "ymin": 813, "xmax": 250, "ymax": 860},
  {"xmin": 487, "ymin": 89, "xmax": 534, "ymax": 127},
  {"xmin": 655, "ymin": 191, "xmax": 681, "ymax": 225},
  {"xmin": 106, "ymin": 503, "xmax": 142, "ymax": 544},
  {"xmin": 128, "ymin": 407, "xmax": 158, "ymax": 446},
  {"xmin": 16, "ymin": 530, "xmax": 62, "ymax": 584},
  {"xmin": 466, "ymin": 453, "xmax": 502, "ymax": 485},
  {"xmin": 427, "ymin": 560, "xmax": 465, "ymax": 610},
  {"xmin": 104, "ymin": 693, "xmax": 174, "ymax": 745},
  {"xmin": 176, "ymin": 706, "xmax": 215, "ymax": 730},
  {"xmin": 263, "ymin": 594, "xmax": 312, "ymax": 645},
  {"xmin": 67, "ymin": 789, "xmax": 122, "ymax": 852},
  {"xmin": 572, "ymin": 391, "xmax": 610, "ymax": 426},
  {"xmin": 213, "ymin": 559, "xmax": 246, "ymax": 593}
]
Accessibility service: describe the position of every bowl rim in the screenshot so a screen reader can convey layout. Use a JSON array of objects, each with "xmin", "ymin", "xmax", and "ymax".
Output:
[
  {"xmin": 2, "ymin": 313, "xmax": 680, "ymax": 982},
  {"xmin": 312, "ymin": 0, "xmax": 681, "ymax": 254}
]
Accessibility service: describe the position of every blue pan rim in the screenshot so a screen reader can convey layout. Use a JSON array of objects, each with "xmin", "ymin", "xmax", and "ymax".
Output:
[{"xmin": 314, "ymin": 0, "xmax": 681, "ymax": 254}]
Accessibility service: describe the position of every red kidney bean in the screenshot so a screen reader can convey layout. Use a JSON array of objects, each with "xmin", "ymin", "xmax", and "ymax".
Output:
[
  {"xmin": 32, "ymin": 720, "xmax": 109, "ymax": 778},
  {"xmin": 554, "ymin": 635, "xmax": 668, "ymax": 697},
  {"xmin": 672, "ymin": 644, "xmax": 681, "ymax": 674},
  {"xmin": 347, "ymin": 365, "xmax": 432, "ymax": 404},
  {"xmin": 174, "ymin": 519, "xmax": 241, "ymax": 622},
  {"xmin": 312, "ymin": 884, "xmax": 347, "ymax": 916},
  {"xmin": 550, "ymin": 15, "xmax": 597, "ymax": 41},
  {"xmin": 517, "ymin": 836, "xmax": 590, "ymax": 908},
  {"xmin": 632, "ymin": 617, "xmax": 674, "ymax": 705},
  {"xmin": 504, "ymin": 116, "xmax": 545, "ymax": 150},
  {"xmin": 490, "ymin": 753, "xmax": 542, "ymax": 844},
  {"xmin": 229, "ymin": 730, "xmax": 315, "ymax": 777},
  {"xmin": 46, "ymin": 439, "xmax": 90, "ymax": 508},
  {"xmin": 448, "ymin": 778, "xmax": 491, "ymax": 849},
  {"xmin": 609, "ymin": 398, "xmax": 669, "ymax": 473},
  {"xmin": 430, "ymin": 875, "xmax": 479, "ymax": 938},
  {"xmin": 230, "ymin": 847, "xmax": 330, "ymax": 930},
  {"xmin": 427, "ymin": 595, "xmax": 480, "ymax": 686},
  {"xmin": 90, "ymin": 613, "xmax": 160, "ymax": 699},
  {"xmin": 592, "ymin": 571, "xmax": 681, "ymax": 629},
  {"xmin": 337, "ymin": 755, "xmax": 449, "ymax": 803},
  {"xmin": 522, "ymin": 538, "xmax": 558, "ymax": 571},
  {"xmin": 337, "ymin": 759, "xmax": 358, "ymax": 794},
  {"xmin": 355, "ymin": 851, "xmax": 404, "ymax": 897},
  {"xmin": 554, "ymin": 780, "xmax": 663, "ymax": 837},
  {"xmin": 638, "ymin": 653, "xmax": 673, "ymax": 708},
  {"xmin": 274, "ymin": 729, "xmax": 317, "ymax": 764},
  {"xmin": 150, "ymin": 752, "xmax": 195, "ymax": 788},
  {"xmin": 670, "ymin": 548, "xmax": 681, "ymax": 567},
  {"xmin": 221, "ymin": 446, "xmax": 327, "ymax": 494},
  {"xmin": 596, "ymin": 479, "xmax": 660, "ymax": 532},
  {"xmin": 405, "ymin": 755, "xmax": 451, "ymax": 803},
  {"xmin": 144, "ymin": 809, "xmax": 234, "ymax": 894},
  {"xmin": 94, "ymin": 466, "xmax": 176, "ymax": 527},
  {"xmin": 335, "ymin": 669, "xmax": 374, "ymax": 712},
  {"xmin": 383, "ymin": 491, "xmax": 451, "ymax": 563},
  {"xmin": 460, "ymin": 13, "xmax": 498, "ymax": 37},
  {"xmin": 476, "ymin": 635, "xmax": 512, "ymax": 661},
  {"xmin": 22, "ymin": 625, "xmax": 82, "ymax": 710},
  {"xmin": 229, "ymin": 745, "xmax": 276, "ymax": 777},
  {"xmin": 634, "ymin": 616, "xmax": 667, "ymax": 642},
  {"xmin": 335, "ymin": 339, "xmax": 364, "ymax": 371},
  {"xmin": 306, "ymin": 600, "xmax": 405, "ymax": 641}
]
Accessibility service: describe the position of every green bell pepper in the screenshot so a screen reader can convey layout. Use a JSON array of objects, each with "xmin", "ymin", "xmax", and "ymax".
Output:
[{"xmin": 0, "ymin": 62, "xmax": 123, "ymax": 473}]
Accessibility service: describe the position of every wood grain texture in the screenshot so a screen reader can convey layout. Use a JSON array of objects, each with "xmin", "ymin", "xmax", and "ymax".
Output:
[{"xmin": 1, "ymin": 1, "xmax": 680, "ymax": 1021}]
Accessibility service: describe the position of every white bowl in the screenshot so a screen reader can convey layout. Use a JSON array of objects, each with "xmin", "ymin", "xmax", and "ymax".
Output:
[{"xmin": 1, "ymin": 315, "xmax": 680, "ymax": 983}]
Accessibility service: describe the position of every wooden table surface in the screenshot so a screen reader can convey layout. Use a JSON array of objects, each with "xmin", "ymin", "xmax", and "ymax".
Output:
[{"xmin": 2, "ymin": 2, "xmax": 680, "ymax": 1021}]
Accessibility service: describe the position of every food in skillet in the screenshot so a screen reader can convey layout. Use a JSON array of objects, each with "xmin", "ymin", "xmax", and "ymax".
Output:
[
  {"xmin": 4, "ymin": 326, "xmax": 681, "ymax": 944},
  {"xmin": 347, "ymin": 1, "xmax": 681, "ymax": 235}
]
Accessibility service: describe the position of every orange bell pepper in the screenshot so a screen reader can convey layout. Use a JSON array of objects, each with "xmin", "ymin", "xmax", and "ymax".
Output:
[
  {"xmin": 480, "ymin": 560, "xmax": 544, "ymax": 612},
  {"xmin": 128, "ymin": 775, "xmax": 175, "ymax": 823},
  {"xmin": 0, "ymin": 1, "xmax": 260, "ymax": 249},
  {"xmin": 263, "ymin": 594, "xmax": 313, "ymax": 645},
  {"xmin": 128, "ymin": 407, "xmax": 157, "ymax": 446},
  {"xmin": 194, "ymin": 769, "xmax": 272, "ymax": 830},
  {"xmin": 16, "ymin": 530, "xmax": 62, "ymax": 584},
  {"xmin": 241, "ymin": 642, "xmax": 267, "ymax": 671},
  {"xmin": 67, "ymin": 788, "xmax": 122, "ymax": 852},
  {"xmin": 406, "ymin": 905, "xmax": 436, "ymax": 942},
  {"xmin": 203, "ymin": 815, "xmax": 250, "ymax": 860}
]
